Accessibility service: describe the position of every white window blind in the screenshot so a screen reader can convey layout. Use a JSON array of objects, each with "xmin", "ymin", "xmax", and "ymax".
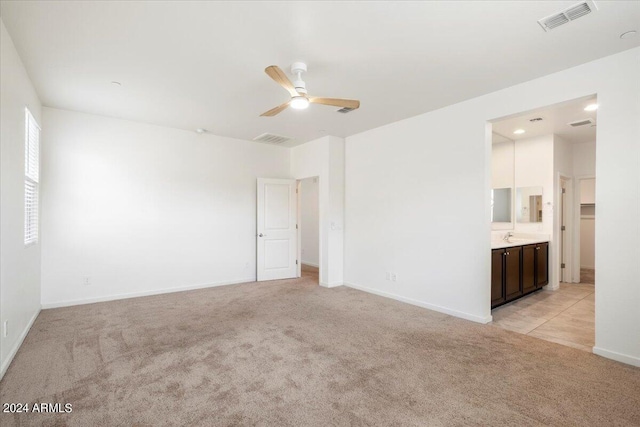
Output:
[{"xmin": 25, "ymin": 108, "xmax": 40, "ymax": 245}]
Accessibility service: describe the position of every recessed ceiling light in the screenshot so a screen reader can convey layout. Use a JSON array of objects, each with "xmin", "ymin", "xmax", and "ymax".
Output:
[
  {"xmin": 111, "ymin": 81, "xmax": 122, "ymax": 87},
  {"xmin": 513, "ymin": 129, "xmax": 526, "ymax": 135},
  {"xmin": 584, "ymin": 103, "xmax": 598, "ymax": 111},
  {"xmin": 620, "ymin": 30, "xmax": 637, "ymax": 39},
  {"xmin": 290, "ymin": 96, "xmax": 310, "ymax": 110}
]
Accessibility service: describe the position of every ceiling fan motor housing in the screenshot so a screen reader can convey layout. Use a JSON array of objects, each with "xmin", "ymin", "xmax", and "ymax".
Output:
[{"xmin": 291, "ymin": 62, "xmax": 308, "ymax": 95}]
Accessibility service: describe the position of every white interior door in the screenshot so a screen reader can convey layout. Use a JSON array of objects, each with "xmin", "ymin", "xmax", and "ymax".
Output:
[{"xmin": 257, "ymin": 178, "xmax": 297, "ymax": 281}]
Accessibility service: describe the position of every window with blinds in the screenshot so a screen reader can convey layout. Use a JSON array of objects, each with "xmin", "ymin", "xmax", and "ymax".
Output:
[{"xmin": 24, "ymin": 108, "xmax": 40, "ymax": 245}]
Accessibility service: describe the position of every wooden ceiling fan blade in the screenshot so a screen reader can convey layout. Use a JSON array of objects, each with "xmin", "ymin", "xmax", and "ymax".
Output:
[
  {"xmin": 309, "ymin": 97, "xmax": 360, "ymax": 109},
  {"xmin": 260, "ymin": 101, "xmax": 291, "ymax": 117},
  {"xmin": 265, "ymin": 66, "xmax": 299, "ymax": 97}
]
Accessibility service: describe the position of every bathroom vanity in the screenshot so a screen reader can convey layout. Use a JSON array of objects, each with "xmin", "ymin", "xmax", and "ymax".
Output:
[{"xmin": 491, "ymin": 239, "xmax": 549, "ymax": 309}]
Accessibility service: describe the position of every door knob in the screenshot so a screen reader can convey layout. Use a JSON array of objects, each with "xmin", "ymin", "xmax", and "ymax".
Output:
[{"xmin": 258, "ymin": 233, "xmax": 266, "ymax": 237}]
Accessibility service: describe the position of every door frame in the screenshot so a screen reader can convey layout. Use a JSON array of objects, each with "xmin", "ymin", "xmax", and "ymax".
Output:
[
  {"xmin": 296, "ymin": 177, "xmax": 321, "ymax": 282},
  {"xmin": 558, "ymin": 175, "xmax": 573, "ymax": 284}
]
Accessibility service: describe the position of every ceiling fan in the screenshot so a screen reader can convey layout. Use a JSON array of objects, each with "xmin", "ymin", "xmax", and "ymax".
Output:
[{"xmin": 260, "ymin": 62, "xmax": 360, "ymax": 117}]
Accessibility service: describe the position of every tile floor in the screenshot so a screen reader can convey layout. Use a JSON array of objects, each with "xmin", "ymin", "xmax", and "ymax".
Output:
[{"xmin": 491, "ymin": 281, "xmax": 595, "ymax": 352}]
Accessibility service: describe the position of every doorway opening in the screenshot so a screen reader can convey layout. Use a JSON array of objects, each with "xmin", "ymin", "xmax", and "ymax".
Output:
[
  {"xmin": 488, "ymin": 95, "xmax": 597, "ymax": 352},
  {"xmin": 297, "ymin": 177, "xmax": 320, "ymax": 284}
]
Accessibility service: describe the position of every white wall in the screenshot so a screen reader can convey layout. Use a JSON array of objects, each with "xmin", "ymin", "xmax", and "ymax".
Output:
[
  {"xmin": 573, "ymin": 141, "xmax": 596, "ymax": 177},
  {"xmin": 344, "ymin": 47, "xmax": 640, "ymax": 366},
  {"xmin": 491, "ymin": 140, "xmax": 514, "ymax": 229},
  {"xmin": 290, "ymin": 136, "xmax": 344, "ymax": 287},
  {"xmin": 300, "ymin": 177, "xmax": 319, "ymax": 267},
  {"xmin": 580, "ymin": 218, "xmax": 595, "ymax": 269},
  {"xmin": 0, "ymin": 20, "xmax": 42, "ymax": 379},
  {"xmin": 40, "ymin": 108, "xmax": 290, "ymax": 307},
  {"xmin": 514, "ymin": 134, "xmax": 554, "ymax": 235}
]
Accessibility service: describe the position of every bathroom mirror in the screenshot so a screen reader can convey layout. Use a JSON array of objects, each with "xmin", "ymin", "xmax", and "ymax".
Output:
[
  {"xmin": 516, "ymin": 186, "xmax": 543, "ymax": 223},
  {"xmin": 491, "ymin": 188, "xmax": 512, "ymax": 223}
]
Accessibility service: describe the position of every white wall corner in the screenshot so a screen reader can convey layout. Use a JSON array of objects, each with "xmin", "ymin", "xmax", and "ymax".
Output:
[{"xmin": 320, "ymin": 282, "xmax": 343, "ymax": 288}]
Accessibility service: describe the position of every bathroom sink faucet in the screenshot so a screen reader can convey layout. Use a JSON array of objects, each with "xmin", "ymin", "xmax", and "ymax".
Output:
[{"xmin": 503, "ymin": 232, "xmax": 513, "ymax": 241}]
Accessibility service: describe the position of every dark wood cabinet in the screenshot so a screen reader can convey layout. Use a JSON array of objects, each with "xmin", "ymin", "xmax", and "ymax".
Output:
[
  {"xmin": 522, "ymin": 245, "xmax": 536, "ymax": 294},
  {"xmin": 535, "ymin": 242, "xmax": 548, "ymax": 287},
  {"xmin": 491, "ymin": 241, "xmax": 549, "ymax": 309},
  {"xmin": 491, "ymin": 249, "xmax": 505, "ymax": 306},
  {"xmin": 504, "ymin": 246, "xmax": 522, "ymax": 301}
]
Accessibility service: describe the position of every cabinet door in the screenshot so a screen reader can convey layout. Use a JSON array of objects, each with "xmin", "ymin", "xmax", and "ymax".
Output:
[
  {"xmin": 491, "ymin": 249, "xmax": 505, "ymax": 307},
  {"xmin": 522, "ymin": 245, "xmax": 536, "ymax": 294},
  {"xmin": 535, "ymin": 242, "xmax": 549, "ymax": 287},
  {"xmin": 505, "ymin": 246, "xmax": 522, "ymax": 301}
]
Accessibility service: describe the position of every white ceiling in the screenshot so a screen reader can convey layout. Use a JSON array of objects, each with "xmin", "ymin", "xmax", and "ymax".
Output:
[
  {"xmin": 492, "ymin": 95, "xmax": 598, "ymax": 144},
  {"xmin": 1, "ymin": 1, "xmax": 638, "ymax": 147}
]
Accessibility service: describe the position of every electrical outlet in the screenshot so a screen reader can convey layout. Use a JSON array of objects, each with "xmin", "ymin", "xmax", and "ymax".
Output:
[
  {"xmin": 385, "ymin": 272, "xmax": 391, "ymax": 280},
  {"xmin": 3, "ymin": 321, "xmax": 7, "ymax": 338},
  {"xmin": 301, "ymin": 249, "xmax": 305, "ymax": 255},
  {"xmin": 391, "ymin": 273, "xmax": 398, "ymax": 282},
  {"xmin": 244, "ymin": 262, "xmax": 250, "ymax": 270},
  {"xmin": 82, "ymin": 276, "xmax": 91, "ymax": 286}
]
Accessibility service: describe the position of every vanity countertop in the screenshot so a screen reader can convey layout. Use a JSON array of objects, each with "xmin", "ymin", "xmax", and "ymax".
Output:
[{"xmin": 491, "ymin": 238, "xmax": 549, "ymax": 250}]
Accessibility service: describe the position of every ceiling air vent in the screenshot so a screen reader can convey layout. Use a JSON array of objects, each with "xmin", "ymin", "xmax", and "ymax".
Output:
[
  {"xmin": 568, "ymin": 118, "xmax": 595, "ymax": 127},
  {"xmin": 337, "ymin": 107, "xmax": 355, "ymax": 114},
  {"xmin": 538, "ymin": 1, "xmax": 597, "ymax": 32},
  {"xmin": 253, "ymin": 133, "xmax": 292, "ymax": 144}
]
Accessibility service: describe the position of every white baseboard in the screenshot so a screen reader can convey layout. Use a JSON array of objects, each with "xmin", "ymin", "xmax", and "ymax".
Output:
[
  {"xmin": 593, "ymin": 346, "xmax": 640, "ymax": 367},
  {"xmin": 0, "ymin": 307, "xmax": 41, "ymax": 381},
  {"xmin": 302, "ymin": 261, "xmax": 319, "ymax": 268},
  {"xmin": 344, "ymin": 282, "xmax": 492, "ymax": 324},
  {"xmin": 41, "ymin": 277, "xmax": 256, "ymax": 309},
  {"xmin": 320, "ymin": 281, "xmax": 342, "ymax": 288}
]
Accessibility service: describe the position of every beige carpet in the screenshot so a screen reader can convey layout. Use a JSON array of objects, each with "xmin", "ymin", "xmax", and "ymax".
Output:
[{"xmin": 1, "ymin": 273, "xmax": 639, "ymax": 426}]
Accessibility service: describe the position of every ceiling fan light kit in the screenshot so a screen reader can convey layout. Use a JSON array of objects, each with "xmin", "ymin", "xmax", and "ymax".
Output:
[
  {"xmin": 290, "ymin": 96, "xmax": 310, "ymax": 110},
  {"xmin": 260, "ymin": 62, "xmax": 360, "ymax": 117}
]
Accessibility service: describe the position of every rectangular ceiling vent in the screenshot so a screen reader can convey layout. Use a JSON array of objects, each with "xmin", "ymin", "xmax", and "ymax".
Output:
[
  {"xmin": 568, "ymin": 118, "xmax": 595, "ymax": 127},
  {"xmin": 538, "ymin": 1, "xmax": 597, "ymax": 32},
  {"xmin": 253, "ymin": 133, "xmax": 292, "ymax": 144},
  {"xmin": 337, "ymin": 107, "xmax": 355, "ymax": 114}
]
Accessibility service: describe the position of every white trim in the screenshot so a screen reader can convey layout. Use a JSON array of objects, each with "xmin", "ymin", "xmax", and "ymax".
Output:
[
  {"xmin": 593, "ymin": 346, "xmax": 640, "ymax": 367},
  {"xmin": 0, "ymin": 307, "xmax": 41, "ymax": 381},
  {"xmin": 302, "ymin": 261, "xmax": 320, "ymax": 268},
  {"xmin": 319, "ymin": 281, "xmax": 342, "ymax": 288},
  {"xmin": 296, "ymin": 180, "xmax": 302, "ymax": 278},
  {"xmin": 41, "ymin": 277, "xmax": 255, "ymax": 309},
  {"xmin": 344, "ymin": 282, "xmax": 492, "ymax": 324}
]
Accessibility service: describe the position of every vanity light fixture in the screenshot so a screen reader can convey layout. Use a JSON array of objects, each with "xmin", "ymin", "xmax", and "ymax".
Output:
[
  {"xmin": 584, "ymin": 103, "xmax": 598, "ymax": 111},
  {"xmin": 513, "ymin": 129, "xmax": 526, "ymax": 135}
]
